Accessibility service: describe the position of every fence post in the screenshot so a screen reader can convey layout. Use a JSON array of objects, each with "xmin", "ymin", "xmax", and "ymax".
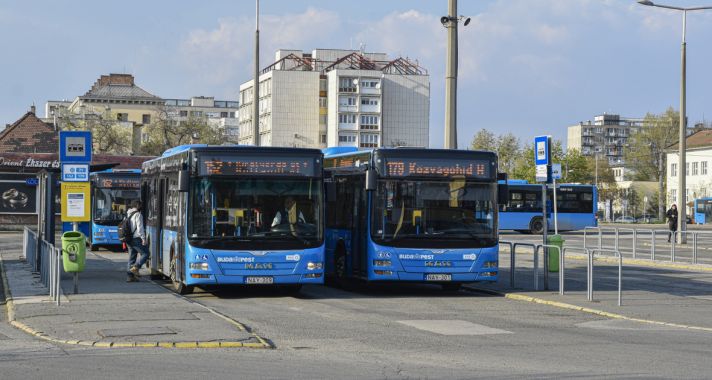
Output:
[
  {"xmin": 533, "ymin": 246, "xmax": 539, "ymax": 291},
  {"xmin": 671, "ymin": 232, "xmax": 676, "ymax": 262},
  {"xmin": 693, "ymin": 232, "xmax": 698, "ymax": 264},
  {"xmin": 559, "ymin": 248, "xmax": 565, "ymax": 295},
  {"xmin": 618, "ymin": 251, "xmax": 623, "ymax": 306},
  {"xmin": 632, "ymin": 229, "xmax": 637, "ymax": 259},
  {"xmin": 587, "ymin": 249, "xmax": 593, "ymax": 301},
  {"xmin": 651, "ymin": 230, "xmax": 656, "ymax": 261},
  {"xmin": 598, "ymin": 228, "xmax": 602, "ymax": 251}
]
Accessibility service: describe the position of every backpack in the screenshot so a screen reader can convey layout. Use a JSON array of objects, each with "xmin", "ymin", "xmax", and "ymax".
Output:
[{"xmin": 118, "ymin": 211, "xmax": 137, "ymax": 242}]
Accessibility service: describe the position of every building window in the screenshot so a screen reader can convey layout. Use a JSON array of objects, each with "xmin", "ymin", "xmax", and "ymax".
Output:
[
  {"xmin": 692, "ymin": 162, "xmax": 699, "ymax": 176},
  {"xmin": 142, "ymin": 114, "xmax": 151, "ymax": 124},
  {"xmin": 190, "ymin": 111, "xmax": 203, "ymax": 118},
  {"xmin": 319, "ymin": 115, "xmax": 327, "ymax": 125},
  {"xmin": 339, "ymin": 77, "xmax": 356, "ymax": 92},
  {"xmin": 671, "ymin": 163, "xmax": 677, "ymax": 177},
  {"xmin": 360, "ymin": 79, "xmax": 380, "ymax": 88},
  {"xmin": 702, "ymin": 161, "xmax": 708, "ymax": 175},
  {"xmin": 339, "ymin": 96, "xmax": 356, "ymax": 106},
  {"xmin": 671, "ymin": 189, "xmax": 677, "ymax": 203},
  {"xmin": 116, "ymin": 113, "xmax": 128, "ymax": 122},
  {"xmin": 321, "ymin": 134, "xmax": 327, "ymax": 144},
  {"xmin": 179, "ymin": 110, "xmax": 188, "ymax": 117},
  {"xmin": 361, "ymin": 97, "xmax": 379, "ymax": 106},
  {"xmin": 360, "ymin": 115, "xmax": 379, "ymax": 130},
  {"xmin": 220, "ymin": 111, "xmax": 229, "ymax": 118},
  {"xmin": 359, "ymin": 133, "xmax": 379, "ymax": 148},
  {"xmin": 338, "ymin": 134, "xmax": 356, "ymax": 143},
  {"xmin": 338, "ymin": 114, "xmax": 356, "ymax": 124},
  {"xmin": 319, "ymin": 98, "xmax": 328, "ymax": 108}
]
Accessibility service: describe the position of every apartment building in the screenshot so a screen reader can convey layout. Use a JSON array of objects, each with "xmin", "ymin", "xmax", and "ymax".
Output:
[
  {"xmin": 666, "ymin": 130, "xmax": 712, "ymax": 213},
  {"xmin": 238, "ymin": 49, "xmax": 429, "ymax": 149},
  {"xmin": 567, "ymin": 113, "xmax": 643, "ymax": 165},
  {"xmin": 163, "ymin": 97, "xmax": 239, "ymax": 141}
]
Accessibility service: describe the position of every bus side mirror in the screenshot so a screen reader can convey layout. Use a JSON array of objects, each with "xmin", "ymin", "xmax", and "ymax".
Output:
[
  {"xmin": 178, "ymin": 169, "xmax": 189, "ymax": 192},
  {"xmin": 497, "ymin": 183, "xmax": 509, "ymax": 206},
  {"xmin": 365, "ymin": 167, "xmax": 376, "ymax": 191}
]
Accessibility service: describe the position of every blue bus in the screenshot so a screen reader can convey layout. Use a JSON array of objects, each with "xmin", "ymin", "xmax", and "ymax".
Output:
[
  {"xmin": 693, "ymin": 197, "xmax": 712, "ymax": 224},
  {"xmin": 141, "ymin": 145, "xmax": 324, "ymax": 294},
  {"xmin": 65, "ymin": 169, "xmax": 142, "ymax": 249},
  {"xmin": 323, "ymin": 147, "xmax": 505, "ymax": 290},
  {"xmin": 499, "ymin": 181, "xmax": 597, "ymax": 234}
]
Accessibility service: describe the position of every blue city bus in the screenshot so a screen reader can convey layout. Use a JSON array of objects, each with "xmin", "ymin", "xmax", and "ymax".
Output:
[
  {"xmin": 323, "ymin": 147, "xmax": 505, "ymax": 290},
  {"xmin": 65, "ymin": 169, "xmax": 141, "ymax": 249},
  {"xmin": 693, "ymin": 197, "xmax": 712, "ymax": 224},
  {"xmin": 141, "ymin": 145, "xmax": 324, "ymax": 294},
  {"xmin": 499, "ymin": 180, "xmax": 597, "ymax": 234}
]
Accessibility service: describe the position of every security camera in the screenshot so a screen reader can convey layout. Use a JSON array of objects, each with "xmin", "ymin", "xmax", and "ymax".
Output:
[{"xmin": 440, "ymin": 16, "xmax": 450, "ymax": 25}]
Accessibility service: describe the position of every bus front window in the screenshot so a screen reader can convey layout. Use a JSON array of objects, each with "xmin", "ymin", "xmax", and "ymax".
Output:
[
  {"xmin": 189, "ymin": 178, "xmax": 323, "ymax": 249},
  {"xmin": 93, "ymin": 188, "xmax": 140, "ymax": 225},
  {"xmin": 371, "ymin": 180, "xmax": 497, "ymax": 248}
]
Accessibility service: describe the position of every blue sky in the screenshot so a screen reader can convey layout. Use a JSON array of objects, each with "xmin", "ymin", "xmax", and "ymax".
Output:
[{"xmin": 1, "ymin": 0, "xmax": 711, "ymax": 148}]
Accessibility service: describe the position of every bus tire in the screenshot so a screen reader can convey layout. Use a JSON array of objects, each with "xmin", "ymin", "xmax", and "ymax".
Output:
[
  {"xmin": 529, "ymin": 217, "xmax": 544, "ymax": 235},
  {"xmin": 169, "ymin": 248, "xmax": 193, "ymax": 295}
]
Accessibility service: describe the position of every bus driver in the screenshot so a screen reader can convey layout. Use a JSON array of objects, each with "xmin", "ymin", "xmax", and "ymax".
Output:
[{"xmin": 271, "ymin": 196, "xmax": 306, "ymax": 227}]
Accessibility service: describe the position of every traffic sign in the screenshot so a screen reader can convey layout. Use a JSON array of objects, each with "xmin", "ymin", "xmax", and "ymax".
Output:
[
  {"xmin": 534, "ymin": 135, "xmax": 551, "ymax": 166},
  {"xmin": 60, "ymin": 182, "xmax": 91, "ymax": 222},
  {"xmin": 59, "ymin": 131, "xmax": 92, "ymax": 163},
  {"xmin": 552, "ymin": 163, "xmax": 562, "ymax": 180},
  {"xmin": 61, "ymin": 163, "xmax": 89, "ymax": 182}
]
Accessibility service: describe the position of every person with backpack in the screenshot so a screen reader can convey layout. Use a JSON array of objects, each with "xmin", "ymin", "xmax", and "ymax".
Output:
[{"xmin": 124, "ymin": 200, "xmax": 148, "ymax": 282}]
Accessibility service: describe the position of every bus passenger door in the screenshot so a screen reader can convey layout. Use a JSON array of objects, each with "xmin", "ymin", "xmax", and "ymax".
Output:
[
  {"xmin": 351, "ymin": 176, "xmax": 368, "ymax": 278},
  {"xmin": 158, "ymin": 177, "xmax": 168, "ymax": 274}
]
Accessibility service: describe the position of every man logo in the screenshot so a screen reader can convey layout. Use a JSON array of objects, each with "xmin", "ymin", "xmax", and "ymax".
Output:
[
  {"xmin": 424, "ymin": 261, "xmax": 452, "ymax": 267},
  {"xmin": 245, "ymin": 263, "xmax": 273, "ymax": 270}
]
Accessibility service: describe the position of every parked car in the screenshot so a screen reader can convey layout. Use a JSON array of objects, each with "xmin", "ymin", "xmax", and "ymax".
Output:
[{"xmin": 614, "ymin": 216, "xmax": 637, "ymax": 223}]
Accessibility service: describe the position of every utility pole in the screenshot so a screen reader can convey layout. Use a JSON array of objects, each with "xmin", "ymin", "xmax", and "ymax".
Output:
[
  {"xmin": 444, "ymin": 0, "xmax": 458, "ymax": 149},
  {"xmin": 252, "ymin": 0, "xmax": 260, "ymax": 146}
]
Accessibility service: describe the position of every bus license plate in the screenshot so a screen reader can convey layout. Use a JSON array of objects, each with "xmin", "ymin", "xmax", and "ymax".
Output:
[
  {"xmin": 245, "ymin": 276, "xmax": 274, "ymax": 284},
  {"xmin": 426, "ymin": 274, "xmax": 451, "ymax": 282}
]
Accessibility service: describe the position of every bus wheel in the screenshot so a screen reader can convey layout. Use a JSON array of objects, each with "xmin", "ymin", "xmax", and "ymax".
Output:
[
  {"xmin": 441, "ymin": 283, "xmax": 461, "ymax": 291},
  {"xmin": 529, "ymin": 217, "xmax": 544, "ymax": 234},
  {"xmin": 169, "ymin": 253, "xmax": 193, "ymax": 295}
]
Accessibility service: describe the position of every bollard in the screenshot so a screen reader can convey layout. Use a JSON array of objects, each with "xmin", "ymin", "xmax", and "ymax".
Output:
[
  {"xmin": 633, "ymin": 230, "xmax": 637, "ymax": 259},
  {"xmin": 651, "ymin": 230, "xmax": 656, "ymax": 261},
  {"xmin": 693, "ymin": 233, "xmax": 698, "ymax": 264}
]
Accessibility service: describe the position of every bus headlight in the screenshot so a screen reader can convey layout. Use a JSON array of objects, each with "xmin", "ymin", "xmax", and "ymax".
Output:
[
  {"xmin": 373, "ymin": 260, "xmax": 391, "ymax": 267},
  {"xmin": 483, "ymin": 261, "xmax": 498, "ymax": 268},
  {"xmin": 307, "ymin": 262, "xmax": 323, "ymax": 270},
  {"xmin": 480, "ymin": 271, "xmax": 497, "ymax": 277},
  {"xmin": 190, "ymin": 262, "xmax": 210, "ymax": 271}
]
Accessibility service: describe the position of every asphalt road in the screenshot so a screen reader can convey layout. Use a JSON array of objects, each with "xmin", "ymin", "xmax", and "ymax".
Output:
[{"xmin": 2, "ymin": 231, "xmax": 712, "ymax": 378}]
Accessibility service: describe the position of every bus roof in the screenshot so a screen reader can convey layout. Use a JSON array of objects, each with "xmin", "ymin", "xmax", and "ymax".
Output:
[
  {"xmin": 153, "ymin": 144, "xmax": 323, "ymax": 160},
  {"xmin": 323, "ymin": 147, "xmax": 496, "ymax": 159},
  {"xmin": 90, "ymin": 168, "xmax": 141, "ymax": 175}
]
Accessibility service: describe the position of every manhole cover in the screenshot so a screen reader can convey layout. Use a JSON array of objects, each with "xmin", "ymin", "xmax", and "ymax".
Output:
[{"xmin": 98, "ymin": 327, "xmax": 176, "ymax": 338}]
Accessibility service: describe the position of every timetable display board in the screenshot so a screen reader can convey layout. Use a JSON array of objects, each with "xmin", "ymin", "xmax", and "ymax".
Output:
[
  {"xmin": 198, "ymin": 154, "xmax": 321, "ymax": 177},
  {"xmin": 382, "ymin": 157, "xmax": 493, "ymax": 179},
  {"xmin": 95, "ymin": 175, "xmax": 141, "ymax": 189}
]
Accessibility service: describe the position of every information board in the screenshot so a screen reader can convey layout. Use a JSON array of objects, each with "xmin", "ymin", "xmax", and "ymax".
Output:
[{"xmin": 60, "ymin": 182, "xmax": 91, "ymax": 222}]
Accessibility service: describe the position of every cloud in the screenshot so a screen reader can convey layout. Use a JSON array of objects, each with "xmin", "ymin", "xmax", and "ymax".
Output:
[{"xmin": 180, "ymin": 7, "xmax": 340, "ymax": 87}]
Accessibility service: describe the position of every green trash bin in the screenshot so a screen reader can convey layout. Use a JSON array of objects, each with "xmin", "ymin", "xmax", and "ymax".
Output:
[
  {"xmin": 62, "ymin": 231, "xmax": 86, "ymax": 273},
  {"xmin": 546, "ymin": 234, "xmax": 564, "ymax": 273}
]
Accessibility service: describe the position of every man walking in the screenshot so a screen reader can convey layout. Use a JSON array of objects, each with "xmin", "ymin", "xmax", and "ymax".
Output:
[
  {"xmin": 666, "ymin": 204, "xmax": 678, "ymax": 243},
  {"xmin": 126, "ymin": 200, "xmax": 149, "ymax": 282}
]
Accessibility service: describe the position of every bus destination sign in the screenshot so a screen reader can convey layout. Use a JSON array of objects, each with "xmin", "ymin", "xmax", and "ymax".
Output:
[
  {"xmin": 97, "ymin": 176, "xmax": 141, "ymax": 189},
  {"xmin": 383, "ymin": 158, "xmax": 491, "ymax": 179},
  {"xmin": 200, "ymin": 155, "xmax": 319, "ymax": 177}
]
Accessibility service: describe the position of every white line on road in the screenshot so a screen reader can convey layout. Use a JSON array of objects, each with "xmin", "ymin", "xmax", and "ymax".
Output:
[{"xmin": 397, "ymin": 320, "xmax": 512, "ymax": 336}]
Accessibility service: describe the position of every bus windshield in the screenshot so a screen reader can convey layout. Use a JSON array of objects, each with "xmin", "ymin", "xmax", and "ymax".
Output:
[
  {"xmin": 93, "ymin": 188, "xmax": 140, "ymax": 225},
  {"xmin": 189, "ymin": 177, "xmax": 322, "ymax": 249},
  {"xmin": 371, "ymin": 179, "xmax": 497, "ymax": 248}
]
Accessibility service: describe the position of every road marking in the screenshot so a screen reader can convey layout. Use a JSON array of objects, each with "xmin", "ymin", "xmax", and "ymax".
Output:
[
  {"xmin": 397, "ymin": 320, "xmax": 512, "ymax": 336},
  {"xmin": 576, "ymin": 319, "xmax": 686, "ymax": 331}
]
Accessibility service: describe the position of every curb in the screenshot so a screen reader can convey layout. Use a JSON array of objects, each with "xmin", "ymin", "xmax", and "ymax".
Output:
[
  {"xmin": 0, "ymin": 250, "xmax": 272, "ymax": 349},
  {"xmin": 466, "ymin": 286, "xmax": 712, "ymax": 333}
]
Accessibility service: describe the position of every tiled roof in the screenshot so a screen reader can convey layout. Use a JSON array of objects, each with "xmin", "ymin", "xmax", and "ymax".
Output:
[
  {"xmin": 0, "ymin": 152, "xmax": 154, "ymax": 171},
  {"xmin": 0, "ymin": 112, "xmax": 58, "ymax": 154},
  {"xmin": 668, "ymin": 130, "xmax": 712, "ymax": 151},
  {"xmin": 82, "ymin": 84, "xmax": 161, "ymax": 100}
]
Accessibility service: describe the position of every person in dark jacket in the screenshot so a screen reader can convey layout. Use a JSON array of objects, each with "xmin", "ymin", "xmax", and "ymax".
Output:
[{"xmin": 666, "ymin": 204, "xmax": 678, "ymax": 243}]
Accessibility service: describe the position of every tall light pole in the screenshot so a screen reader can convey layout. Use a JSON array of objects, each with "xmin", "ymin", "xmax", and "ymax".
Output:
[
  {"xmin": 638, "ymin": 0, "xmax": 712, "ymax": 238},
  {"xmin": 441, "ymin": 0, "xmax": 470, "ymax": 149},
  {"xmin": 252, "ymin": 0, "xmax": 260, "ymax": 146}
]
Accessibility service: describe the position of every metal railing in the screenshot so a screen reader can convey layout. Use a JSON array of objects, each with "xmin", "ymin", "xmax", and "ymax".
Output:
[
  {"xmin": 23, "ymin": 227, "xmax": 61, "ymax": 305},
  {"xmin": 582, "ymin": 226, "xmax": 712, "ymax": 265},
  {"xmin": 587, "ymin": 248, "xmax": 623, "ymax": 306},
  {"xmin": 501, "ymin": 241, "xmax": 557, "ymax": 291}
]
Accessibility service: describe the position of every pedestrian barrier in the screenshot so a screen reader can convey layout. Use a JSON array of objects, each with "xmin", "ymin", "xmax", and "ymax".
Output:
[
  {"xmin": 559, "ymin": 247, "xmax": 587, "ymax": 295},
  {"xmin": 581, "ymin": 226, "xmax": 712, "ymax": 266},
  {"xmin": 587, "ymin": 248, "xmax": 623, "ymax": 306},
  {"xmin": 499, "ymin": 241, "xmax": 515, "ymax": 287},
  {"xmin": 22, "ymin": 227, "xmax": 61, "ymax": 305}
]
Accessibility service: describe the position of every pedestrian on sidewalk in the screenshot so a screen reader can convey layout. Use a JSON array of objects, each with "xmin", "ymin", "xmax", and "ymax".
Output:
[
  {"xmin": 666, "ymin": 204, "xmax": 678, "ymax": 243},
  {"xmin": 126, "ymin": 200, "xmax": 149, "ymax": 282}
]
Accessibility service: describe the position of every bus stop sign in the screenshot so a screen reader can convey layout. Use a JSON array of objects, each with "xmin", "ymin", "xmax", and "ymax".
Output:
[{"xmin": 59, "ymin": 131, "xmax": 92, "ymax": 163}]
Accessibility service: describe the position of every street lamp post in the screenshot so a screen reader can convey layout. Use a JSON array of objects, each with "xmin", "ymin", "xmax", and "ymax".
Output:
[
  {"xmin": 638, "ymin": 0, "xmax": 712, "ymax": 240},
  {"xmin": 252, "ymin": 0, "xmax": 260, "ymax": 146},
  {"xmin": 441, "ymin": 0, "xmax": 470, "ymax": 149}
]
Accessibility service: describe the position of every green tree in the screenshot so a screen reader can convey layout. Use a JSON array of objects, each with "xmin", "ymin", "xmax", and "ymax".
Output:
[
  {"xmin": 624, "ymin": 107, "xmax": 679, "ymax": 220},
  {"xmin": 470, "ymin": 129, "xmax": 497, "ymax": 152},
  {"xmin": 560, "ymin": 148, "xmax": 588, "ymax": 183},
  {"xmin": 141, "ymin": 114, "xmax": 224, "ymax": 156},
  {"xmin": 60, "ymin": 108, "xmax": 133, "ymax": 154},
  {"xmin": 496, "ymin": 133, "xmax": 521, "ymax": 175}
]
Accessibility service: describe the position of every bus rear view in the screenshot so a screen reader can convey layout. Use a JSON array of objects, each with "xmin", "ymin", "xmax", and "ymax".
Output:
[{"xmin": 324, "ymin": 148, "xmax": 503, "ymax": 289}]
